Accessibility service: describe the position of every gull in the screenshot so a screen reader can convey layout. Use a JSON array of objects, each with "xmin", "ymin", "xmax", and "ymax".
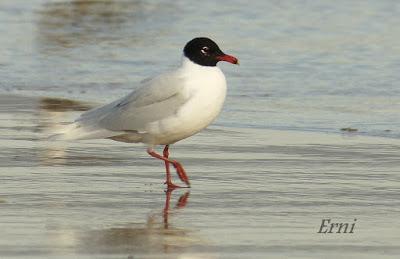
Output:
[{"xmin": 55, "ymin": 37, "xmax": 239, "ymax": 189}]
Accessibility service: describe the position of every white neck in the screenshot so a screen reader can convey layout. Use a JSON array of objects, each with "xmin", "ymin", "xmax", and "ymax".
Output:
[{"xmin": 178, "ymin": 55, "xmax": 226, "ymax": 93}]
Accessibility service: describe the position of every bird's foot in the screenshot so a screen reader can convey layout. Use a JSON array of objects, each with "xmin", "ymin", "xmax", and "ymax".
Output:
[
  {"xmin": 171, "ymin": 161, "xmax": 190, "ymax": 187},
  {"xmin": 164, "ymin": 181, "xmax": 183, "ymax": 190}
]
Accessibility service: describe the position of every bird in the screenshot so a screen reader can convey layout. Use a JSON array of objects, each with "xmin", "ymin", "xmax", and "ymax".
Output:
[{"xmin": 54, "ymin": 37, "xmax": 239, "ymax": 189}]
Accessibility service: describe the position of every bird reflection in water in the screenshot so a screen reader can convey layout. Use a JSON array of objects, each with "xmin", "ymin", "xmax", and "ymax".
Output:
[
  {"xmin": 76, "ymin": 190, "xmax": 199, "ymax": 256},
  {"xmin": 162, "ymin": 189, "xmax": 190, "ymax": 230}
]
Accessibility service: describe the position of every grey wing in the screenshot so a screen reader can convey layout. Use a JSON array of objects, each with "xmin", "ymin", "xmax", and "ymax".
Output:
[{"xmin": 92, "ymin": 72, "xmax": 188, "ymax": 132}]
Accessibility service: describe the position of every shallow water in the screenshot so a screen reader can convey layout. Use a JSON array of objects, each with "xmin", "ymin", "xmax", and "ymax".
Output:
[
  {"xmin": 1, "ymin": 0, "xmax": 400, "ymax": 258},
  {"xmin": 1, "ymin": 95, "xmax": 400, "ymax": 258}
]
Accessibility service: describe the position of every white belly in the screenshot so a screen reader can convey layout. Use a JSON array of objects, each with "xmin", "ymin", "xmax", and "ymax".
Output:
[{"xmin": 145, "ymin": 64, "xmax": 227, "ymax": 145}]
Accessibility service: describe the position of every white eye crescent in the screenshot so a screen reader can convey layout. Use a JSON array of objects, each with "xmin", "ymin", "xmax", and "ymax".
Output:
[{"xmin": 201, "ymin": 46, "xmax": 209, "ymax": 54}]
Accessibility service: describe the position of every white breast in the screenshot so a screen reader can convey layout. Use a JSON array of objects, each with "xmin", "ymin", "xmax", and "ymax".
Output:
[{"xmin": 148, "ymin": 58, "xmax": 227, "ymax": 145}]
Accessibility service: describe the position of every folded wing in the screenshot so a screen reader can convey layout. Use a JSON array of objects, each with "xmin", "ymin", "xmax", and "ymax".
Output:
[{"xmin": 56, "ymin": 71, "xmax": 189, "ymax": 140}]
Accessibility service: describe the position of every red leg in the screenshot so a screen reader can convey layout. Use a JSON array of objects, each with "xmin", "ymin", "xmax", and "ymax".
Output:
[
  {"xmin": 147, "ymin": 147, "xmax": 190, "ymax": 188},
  {"xmin": 163, "ymin": 145, "xmax": 172, "ymax": 184},
  {"xmin": 162, "ymin": 145, "xmax": 181, "ymax": 189}
]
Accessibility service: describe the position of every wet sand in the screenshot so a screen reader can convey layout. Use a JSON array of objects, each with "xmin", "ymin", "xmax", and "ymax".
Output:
[{"xmin": 1, "ymin": 95, "xmax": 399, "ymax": 258}]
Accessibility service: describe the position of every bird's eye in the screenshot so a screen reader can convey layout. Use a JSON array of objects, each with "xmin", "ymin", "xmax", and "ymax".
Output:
[{"xmin": 201, "ymin": 46, "xmax": 209, "ymax": 55}]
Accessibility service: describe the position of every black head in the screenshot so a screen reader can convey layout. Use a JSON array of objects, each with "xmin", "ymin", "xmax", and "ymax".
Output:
[{"xmin": 183, "ymin": 37, "xmax": 238, "ymax": 67}]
